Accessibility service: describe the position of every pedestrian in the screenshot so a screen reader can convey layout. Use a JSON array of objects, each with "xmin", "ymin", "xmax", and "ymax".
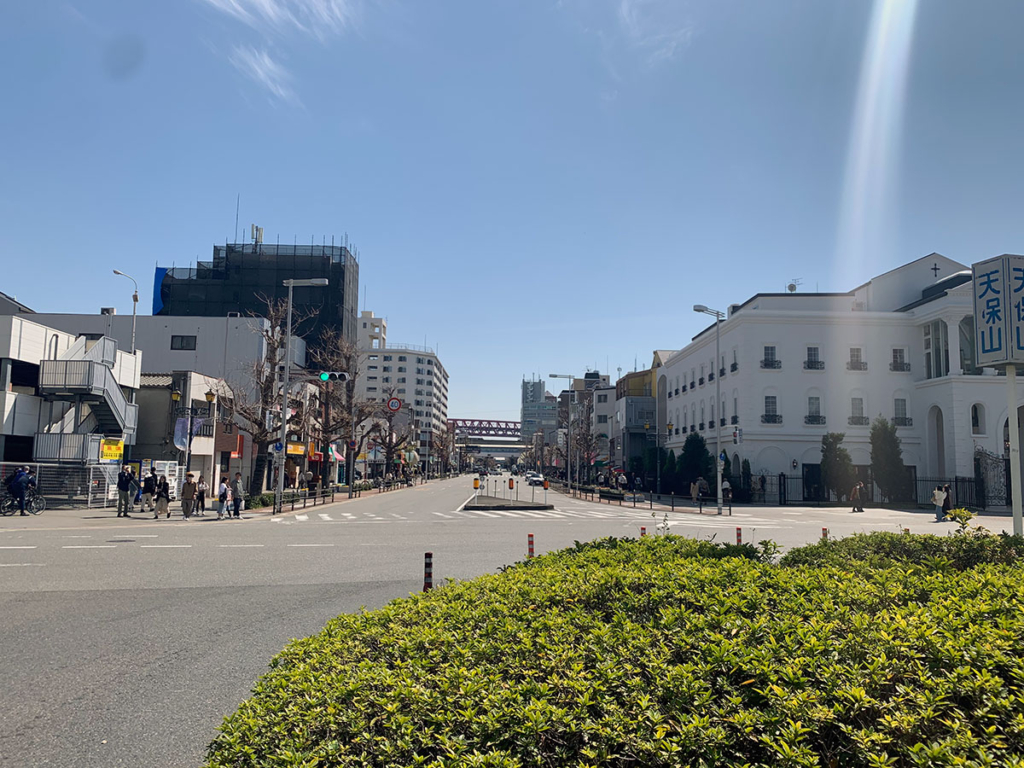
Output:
[
  {"xmin": 722, "ymin": 478, "xmax": 732, "ymax": 503},
  {"xmin": 850, "ymin": 481, "xmax": 861, "ymax": 513},
  {"xmin": 9, "ymin": 466, "xmax": 29, "ymax": 516},
  {"xmin": 931, "ymin": 485, "xmax": 947, "ymax": 522},
  {"xmin": 217, "ymin": 476, "xmax": 229, "ymax": 519},
  {"xmin": 690, "ymin": 479, "xmax": 699, "ymax": 502},
  {"xmin": 230, "ymin": 472, "xmax": 244, "ymax": 518},
  {"xmin": 942, "ymin": 484, "xmax": 953, "ymax": 521},
  {"xmin": 698, "ymin": 476, "xmax": 710, "ymax": 498},
  {"xmin": 116, "ymin": 465, "xmax": 133, "ymax": 517},
  {"xmin": 128, "ymin": 467, "xmax": 140, "ymax": 513},
  {"xmin": 141, "ymin": 469, "xmax": 157, "ymax": 515},
  {"xmin": 155, "ymin": 475, "xmax": 171, "ymax": 519},
  {"xmin": 196, "ymin": 475, "xmax": 208, "ymax": 515},
  {"xmin": 180, "ymin": 473, "xmax": 197, "ymax": 520}
]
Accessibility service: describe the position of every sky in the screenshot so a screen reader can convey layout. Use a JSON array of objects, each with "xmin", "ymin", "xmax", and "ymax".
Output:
[{"xmin": 3, "ymin": 0, "xmax": 1024, "ymax": 421}]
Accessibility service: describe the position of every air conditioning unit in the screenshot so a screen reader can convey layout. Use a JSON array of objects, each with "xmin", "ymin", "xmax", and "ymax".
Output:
[{"xmin": 227, "ymin": 311, "xmax": 241, "ymax": 318}]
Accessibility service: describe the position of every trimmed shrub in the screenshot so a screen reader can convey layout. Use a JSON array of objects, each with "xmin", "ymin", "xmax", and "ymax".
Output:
[{"xmin": 207, "ymin": 534, "xmax": 1024, "ymax": 767}]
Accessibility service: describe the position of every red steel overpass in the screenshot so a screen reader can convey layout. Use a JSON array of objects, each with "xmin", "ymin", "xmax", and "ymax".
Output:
[{"xmin": 448, "ymin": 419, "xmax": 522, "ymax": 439}]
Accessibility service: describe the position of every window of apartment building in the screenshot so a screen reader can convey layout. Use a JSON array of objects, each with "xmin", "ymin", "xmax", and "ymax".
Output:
[
  {"xmin": 733, "ymin": 396, "xmax": 738, "ymax": 421},
  {"xmin": 416, "ymin": 389, "xmax": 424, "ymax": 396},
  {"xmin": 764, "ymin": 395, "xmax": 777, "ymax": 415},
  {"xmin": 710, "ymin": 402, "xmax": 715, "ymax": 423},
  {"xmin": 972, "ymin": 404, "xmax": 986, "ymax": 435},
  {"xmin": 691, "ymin": 369, "xmax": 696, "ymax": 386},
  {"xmin": 597, "ymin": 414, "xmax": 608, "ymax": 424},
  {"xmin": 367, "ymin": 376, "xmax": 377, "ymax": 381},
  {"xmin": 691, "ymin": 405, "xmax": 696, "ymax": 427},
  {"xmin": 427, "ymin": 359, "xmax": 433, "ymax": 365},
  {"xmin": 849, "ymin": 347, "xmax": 865, "ymax": 370},
  {"xmin": 807, "ymin": 346, "xmax": 820, "ymax": 364},
  {"xmin": 397, "ymin": 377, "xmax": 406, "ymax": 383},
  {"xmin": 415, "ymin": 399, "xmax": 423, "ymax": 406},
  {"xmin": 368, "ymin": 355, "xmax": 378, "ymax": 361},
  {"xmin": 368, "ymin": 386, "xmax": 378, "ymax": 392},
  {"xmin": 417, "ymin": 357, "xmax": 425, "ymax": 364},
  {"xmin": 892, "ymin": 348, "xmax": 905, "ymax": 366},
  {"xmin": 398, "ymin": 356, "xmax": 407, "ymax": 362},
  {"xmin": 895, "ymin": 398, "xmax": 907, "ymax": 419},
  {"xmin": 417, "ymin": 378, "xmax": 425, "ymax": 385},
  {"xmin": 382, "ymin": 377, "xmax": 390, "ymax": 383},
  {"xmin": 416, "ymin": 368, "xmax": 425, "ymax": 375},
  {"xmin": 597, "ymin": 393, "xmax": 607, "ymax": 403},
  {"xmin": 700, "ymin": 402, "xmax": 705, "ymax": 423},
  {"xmin": 808, "ymin": 396, "xmax": 821, "ymax": 417},
  {"xmin": 383, "ymin": 366, "xmax": 391, "ymax": 372},
  {"xmin": 170, "ymin": 335, "xmax": 196, "ymax": 350},
  {"xmin": 398, "ymin": 367, "xmax": 406, "ymax": 373},
  {"xmin": 763, "ymin": 345, "xmax": 776, "ymax": 363},
  {"xmin": 363, "ymin": 322, "xmax": 367, "ymax": 328},
  {"xmin": 368, "ymin": 365, "xmax": 378, "ymax": 371},
  {"xmin": 383, "ymin": 355, "xmax": 392, "ymax": 361},
  {"xmin": 851, "ymin": 397, "xmax": 864, "ymax": 418},
  {"xmin": 398, "ymin": 388, "xmax": 406, "ymax": 394}
]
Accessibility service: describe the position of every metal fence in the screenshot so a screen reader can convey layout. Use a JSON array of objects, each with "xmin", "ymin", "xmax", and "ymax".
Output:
[{"xmin": 1, "ymin": 462, "xmax": 120, "ymax": 509}]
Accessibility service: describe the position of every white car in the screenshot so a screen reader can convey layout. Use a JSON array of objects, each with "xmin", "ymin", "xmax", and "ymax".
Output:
[{"xmin": 527, "ymin": 473, "xmax": 545, "ymax": 486}]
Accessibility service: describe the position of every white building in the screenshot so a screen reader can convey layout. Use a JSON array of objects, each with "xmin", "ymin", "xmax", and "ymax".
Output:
[
  {"xmin": 590, "ymin": 384, "xmax": 615, "ymax": 467},
  {"xmin": 354, "ymin": 310, "xmax": 449, "ymax": 474},
  {"xmin": 657, "ymin": 253, "xmax": 1015, "ymax": 497},
  {"xmin": 0, "ymin": 314, "xmax": 140, "ymax": 464}
]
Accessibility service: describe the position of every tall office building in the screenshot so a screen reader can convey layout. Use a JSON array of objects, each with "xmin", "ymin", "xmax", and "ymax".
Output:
[
  {"xmin": 154, "ymin": 242, "xmax": 360, "ymax": 342},
  {"xmin": 521, "ymin": 378, "xmax": 557, "ymax": 443}
]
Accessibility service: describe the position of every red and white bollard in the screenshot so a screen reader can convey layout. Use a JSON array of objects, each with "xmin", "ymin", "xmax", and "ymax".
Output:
[
  {"xmin": 821, "ymin": 527, "xmax": 829, "ymax": 541},
  {"xmin": 736, "ymin": 527, "xmax": 742, "ymax": 545},
  {"xmin": 528, "ymin": 533, "xmax": 535, "ymax": 559},
  {"xmin": 640, "ymin": 526, "xmax": 646, "ymax": 537},
  {"xmin": 423, "ymin": 551, "xmax": 433, "ymax": 592}
]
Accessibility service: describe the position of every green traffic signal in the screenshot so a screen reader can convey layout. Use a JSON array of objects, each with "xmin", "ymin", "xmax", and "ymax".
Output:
[
  {"xmin": 319, "ymin": 372, "xmax": 330, "ymax": 381},
  {"xmin": 318, "ymin": 372, "xmax": 347, "ymax": 383}
]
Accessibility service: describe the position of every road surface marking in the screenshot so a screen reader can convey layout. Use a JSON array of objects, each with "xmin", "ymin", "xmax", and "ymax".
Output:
[
  {"xmin": 134, "ymin": 535, "xmax": 160, "ymax": 538},
  {"xmin": 295, "ymin": 514, "xmax": 309, "ymax": 521},
  {"xmin": 0, "ymin": 563, "xmax": 44, "ymax": 567},
  {"xmin": 62, "ymin": 545, "xmax": 116, "ymax": 549},
  {"xmin": 141, "ymin": 545, "xmax": 192, "ymax": 548},
  {"xmin": 287, "ymin": 543, "xmax": 335, "ymax": 547},
  {"xmin": 433, "ymin": 512, "xmax": 453, "ymax": 518},
  {"xmin": 0, "ymin": 546, "xmax": 36, "ymax": 549},
  {"xmin": 62, "ymin": 535, "xmax": 92, "ymax": 538},
  {"xmin": 318, "ymin": 513, "xmax": 333, "ymax": 521},
  {"xmin": 218, "ymin": 544, "xmax": 264, "ymax": 548}
]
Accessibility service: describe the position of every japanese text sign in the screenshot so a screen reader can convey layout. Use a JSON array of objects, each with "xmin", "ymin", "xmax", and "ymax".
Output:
[{"xmin": 972, "ymin": 255, "xmax": 1024, "ymax": 367}]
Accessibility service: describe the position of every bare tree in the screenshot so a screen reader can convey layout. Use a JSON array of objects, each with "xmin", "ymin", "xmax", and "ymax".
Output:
[
  {"xmin": 308, "ymin": 327, "xmax": 377, "ymax": 487},
  {"xmin": 224, "ymin": 296, "xmax": 312, "ymax": 498},
  {"xmin": 366, "ymin": 387, "xmax": 414, "ymax": 478}
]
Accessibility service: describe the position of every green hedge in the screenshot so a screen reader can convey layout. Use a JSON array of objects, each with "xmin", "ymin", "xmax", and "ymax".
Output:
[{"xmin": 206, "ymin": 534, "xmax": 1024, "ymax": 767}]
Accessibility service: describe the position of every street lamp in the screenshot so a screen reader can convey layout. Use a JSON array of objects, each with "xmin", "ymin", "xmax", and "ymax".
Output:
[
  {"xmin": 644, "ymin": 420, "xmax": 673, "ymax": 494},
  {"xmin": 172, "ymin": 385, "xmax": 216, "ymax": 479},
  {"xmin": 276, "ymin": 278, "xmax": 329, "ymax": 514},
  {"xmin": 694, "ymin": 304, "xmax": 725, "ymax": 515},
  {"xmin": 112, "ymin": 269, "xmax": 139, "ymax": 354},
  {"xmin": 549, "ymin": 374, "xmax": 574, "ymax": 493}
]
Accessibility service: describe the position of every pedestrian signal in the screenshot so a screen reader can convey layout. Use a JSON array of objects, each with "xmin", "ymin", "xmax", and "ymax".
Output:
[{"xmin": 318, "ymin": 372, "xmax": 348, "ymax": 383}]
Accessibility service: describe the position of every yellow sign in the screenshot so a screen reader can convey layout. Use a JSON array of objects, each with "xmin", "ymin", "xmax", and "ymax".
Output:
[
  {"xmin": 100, "ymin": 439, "xmax": 124, "ymax": 463},
  {"xmin": 286, "ymin": 442, "xmax": 306, "ymax": 456}
]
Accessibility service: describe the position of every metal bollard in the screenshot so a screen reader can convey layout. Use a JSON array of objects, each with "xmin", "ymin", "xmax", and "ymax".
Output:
[
  {"xmin": 423, "ymin": 552, "xmax": 433, "ymax": 592},
  {"xmin": 528, "ymin": 533, "xmax": 535, "ymax": 558},
  {"xmin": 821, "ymin": 527, "xmax": 828, "ymax": 541},
  {"xmin": 736, "ymin": 527, "xmax": 742, "ymax": 545}
]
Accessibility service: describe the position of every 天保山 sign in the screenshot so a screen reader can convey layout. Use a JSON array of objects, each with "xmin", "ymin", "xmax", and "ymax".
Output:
[{"xmin": 973, "ymin": 255, "xmax": 1024, "ymax": 368}]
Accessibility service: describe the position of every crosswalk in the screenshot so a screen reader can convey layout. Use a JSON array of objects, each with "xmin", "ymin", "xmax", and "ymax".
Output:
[{"xmin": 268, "ymin": 505, "xmax": 704, "ymax": 524}]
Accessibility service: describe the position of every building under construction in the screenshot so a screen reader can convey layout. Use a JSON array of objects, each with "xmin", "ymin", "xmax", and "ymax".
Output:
[{"xmin": 153, "ymin": 240, "xmax": 360, "ymax": 342}]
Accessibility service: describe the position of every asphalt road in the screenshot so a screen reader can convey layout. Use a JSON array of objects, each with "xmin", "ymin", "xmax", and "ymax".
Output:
[{"xmin": 0, "ymin": 475, "xmax": 974, "ymax": 767}]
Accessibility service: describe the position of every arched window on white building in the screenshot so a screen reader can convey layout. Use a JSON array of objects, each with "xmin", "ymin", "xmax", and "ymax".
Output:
[{"xmin": 971, "ymin": 403, "xmax": 986, "ymax": 436}]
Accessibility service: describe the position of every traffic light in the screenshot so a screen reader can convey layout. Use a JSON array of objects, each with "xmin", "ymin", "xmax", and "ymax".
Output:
[{"xmin": 318, "ymin": 372, "xmax": 348, "ymax": 383}]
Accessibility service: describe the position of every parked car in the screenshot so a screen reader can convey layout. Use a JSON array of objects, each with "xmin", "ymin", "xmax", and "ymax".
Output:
[{"xmin": 528, "ymin": 473, "xmax": 545, "ymax": 486}]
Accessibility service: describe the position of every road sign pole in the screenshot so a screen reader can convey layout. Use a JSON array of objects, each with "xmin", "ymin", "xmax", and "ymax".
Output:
[{"xmin": 1008, "ymin": 366, "xmax": 1023, "ymax": 536}]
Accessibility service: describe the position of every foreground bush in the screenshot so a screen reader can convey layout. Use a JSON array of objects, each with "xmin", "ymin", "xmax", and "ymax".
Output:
[{"xmin": 206, "ymin": 535, "xmax": 1024, "ymax": 767}]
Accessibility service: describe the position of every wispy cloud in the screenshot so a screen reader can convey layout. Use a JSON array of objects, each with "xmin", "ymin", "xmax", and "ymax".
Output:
[
  {"xmin": 616, "ymin": 0, "xmax": 693, "ymax": 66},
  {"xmin": 200, "ymin": 0, "xmax": 359, "ymax": 39},
  {"xmin": 229, "ymin": 45, "xmax": 300, "ymax": 104}
]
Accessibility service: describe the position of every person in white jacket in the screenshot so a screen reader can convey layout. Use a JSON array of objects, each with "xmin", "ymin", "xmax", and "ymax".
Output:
[{"xmin": 931, "ymin": 485, "xmax": 947, "ymax": 522}]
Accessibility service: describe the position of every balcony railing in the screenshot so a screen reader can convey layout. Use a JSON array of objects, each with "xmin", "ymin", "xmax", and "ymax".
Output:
[
  {"xmin": 805, "ymin": 415, "xmax": 827, "ymax": 425},
  {"xmin": 698, "ymin": 422, "xmax": 705, "ymax": 431},
  {"xmin": 708, "ymin": 372, "xmax": 715, "ymax": 382},
  {"xmin": 761, "ymin": 414, "xmax": 783, "ymax": 424},
  {"xmin": 890, "ymin": 362, "xmax": 912, "ymax": 372},
  {"xmin": 668, "ymin": 391, "xmax": 673, "ymax": 398},
  {"xmin": 730, "ymin": 415, "xmax": 739, "ymax": 425},
  {"xmin": 698, "ymin": 377, "xmax": 705, "ymax": 386},
  {"xmin": 194, "ymin": 423, "xmax": 216, "ymax": 438},
  {"xmin": 719, "ymin": 367, "xmax": 726, "ymax": 378},
  {"xmin": 848, "ymin": 415, "xmax": 869, "ymax": 426},
  {"xmin": 32, "ymin": 433, "xmax": 102, "ymax": 463},
  {"xmin": 681, "ymin": 384, "xmax": 687, "ymax": 392},
  {"xmin": 847, "ymin": 361, "xmax": 868, "ymax": 371},
  {"xmin": 804, "ymin": 360, "xmax": 825, "ymax": 370},
  {"xmin": 720, "ymin": 417, "xmax": 727, "ymax": 427},
  {"xmin": 893, "ymin": 416, "xmax": 913, "ymax": 427},
  {"xmin": 761, "ymin": 359, "xmax": 782, "ymax": 369}
]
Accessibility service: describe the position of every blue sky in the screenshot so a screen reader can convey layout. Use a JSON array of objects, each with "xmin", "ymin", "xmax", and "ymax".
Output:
[{"xmin": 3, "ymin": 0, "xmax": 1024, "ymax": 420}]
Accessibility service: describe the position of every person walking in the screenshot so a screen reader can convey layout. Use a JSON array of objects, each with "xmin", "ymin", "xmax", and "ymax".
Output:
[
  {"xmin": 689, "ymin": 479, "xmax": 699, "ymax": 503},
  {"xmin": 942, "ymin": 484, "xmax": 953, "ymax": 521},
  {"xmin": 217, "ymin": 476, "xmax": 229, "ymax": 520},
  {"xmin": 155, "ymin": 475, "xmax": 171, "ymax": 519},
  {"xmin": 141, "ymin": 469, "xmax": 157, "ymax": 516},
  {"xmin": 116, "ymin": 465, "xmax": 133, "ymax": 518},
  {"xmin": 850, "ymin": 481, "xmax": 863, "ymax": 513},
  {"xmin": 230, "ymin": 472, "xmax": 244, "ymax": 519},
  {"xmin": 180, "ymin": 473, "xmax": 198, "ymax": 520},
  {"xmin": 196, "ymin": 475, "xmax": 208, "ymax": 516},
  {"xmin": 931, "ymin": 485, "xmax": 947, "ymax": 522}
]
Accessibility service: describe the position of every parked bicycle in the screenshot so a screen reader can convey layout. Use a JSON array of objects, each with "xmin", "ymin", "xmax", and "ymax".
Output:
[{"xmin": 0, "ymin": 490, "xmax": 47, "ymax": 516}]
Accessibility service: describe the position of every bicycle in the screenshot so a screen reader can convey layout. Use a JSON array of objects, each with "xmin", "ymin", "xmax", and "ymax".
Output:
[{"xmin": 1, "ymin": 490, "xmax": 46, "ymax": 515}]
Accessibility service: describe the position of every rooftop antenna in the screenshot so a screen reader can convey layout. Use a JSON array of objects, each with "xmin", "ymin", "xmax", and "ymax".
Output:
[
  {"xmin": 786, "ymin": 278, "xmax": 803, "ymax": 293},
  {"xmin": 234, "ymin": 194, "xmax": 240, "ymax": 243}
]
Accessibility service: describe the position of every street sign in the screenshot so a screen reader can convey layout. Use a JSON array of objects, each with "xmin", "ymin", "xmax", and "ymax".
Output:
[
  {"xmin": 348, "ymin": 440, "xmax": 357, "ymax": 449},
  {"xmin": 387, "ymin": 397, "xmax": 402, "ymax": 412},
  {"xmin": 274, "ymin": 442, "xmax": 283, "ymax": 452},
  {"xmin": 971, "ymin": 255, "xmax": 1024, "ymax": 367}
]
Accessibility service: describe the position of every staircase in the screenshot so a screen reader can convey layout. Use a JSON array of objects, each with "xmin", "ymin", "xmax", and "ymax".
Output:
[{"xmin": 35, "ymin": 336, "xmax": 138, "ymax": 462}]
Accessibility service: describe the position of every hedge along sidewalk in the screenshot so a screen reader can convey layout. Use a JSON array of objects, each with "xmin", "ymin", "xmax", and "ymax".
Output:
[{"xmin": 206, "ymin": 533, "xmax": 1024, "ymax": 768}]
